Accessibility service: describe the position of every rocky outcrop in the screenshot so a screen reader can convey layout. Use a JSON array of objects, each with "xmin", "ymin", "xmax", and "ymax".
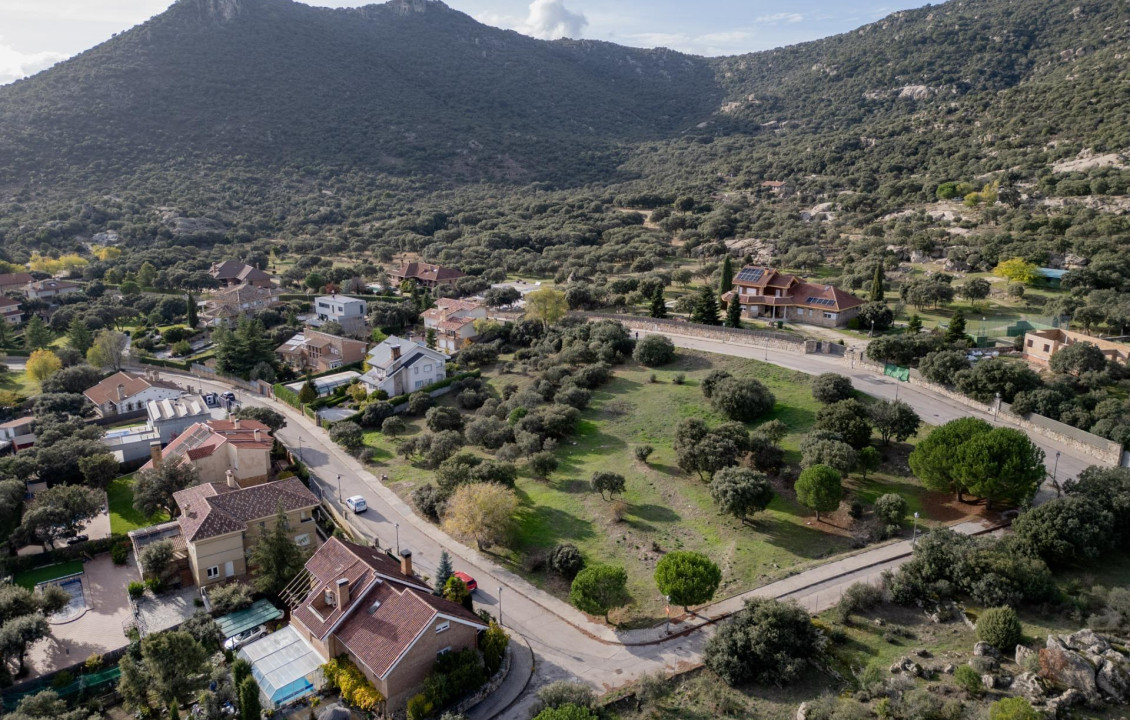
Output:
[{"xmin": 1038, "ymin": 629, "xmax": 1130, "ymax": 705}]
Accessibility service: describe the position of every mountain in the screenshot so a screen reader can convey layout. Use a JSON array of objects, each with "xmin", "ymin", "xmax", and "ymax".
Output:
[{"xmin": 0, "ymin": 0, "xmax": 722, "ymax": 186}]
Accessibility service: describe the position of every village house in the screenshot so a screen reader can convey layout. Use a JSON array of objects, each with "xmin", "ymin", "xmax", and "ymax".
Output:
[
  {"xmin": 209, "ymin": 260, "xmax": 275, "ymax": 289},
  {"xmin": 140, "ymin": 418, "xmax": 275, "ymax": 488},
  {"xmin": 0, "ymin": 297, "xmax": 23, "ymax": 325},
  {"xmin": 359, "ymin": 336, "xmax": 447, "ymax": 397},
  {"xmin": 313, "ymin": 294, "xmax": 368, "ymax": 335},
  {"xmin": 166, "ymin": 476, "xmax": 319, "ymax": 587},
  {"xmin": 277, "ymin": 329, "xmax": 368, "ymax": 374},
  {"xmin": 200, "ymin": 285, "xmax": 284, "ymax": 328},
  {"xmin": 0, "ymin": 273, "xmax": 34, "ymax": 295},
  {"xmin": 725, "ymin": 265, "xmax": 864, "ymax": 328},
  {"xmin": 422, "ymin": 298, "xmax": 486, "ymax": 354},
  {"xmin": 83, "ymin": 370, "xmax": 183, "ymax": 418},
  {"xmin": 276, "ymin": 537, "xmax": 486, "ymax": 711},
  {"xmin": 1022, "ymin": 328, "xmax": 1130, "ymax": 366},
  {"xmin": 388, "ymin": 262, "xmax": 465, "ymax": 290},
  {"xmin": 146, "ymin": 395, "xmax": 213, "ymax": 444},
  {"xmin": 0, "ymin": 416, "xmax": 35, "ymax": 454},
  {"xmin": 24, "ymin": 279, "xmax": 82, "ymax": 301}
]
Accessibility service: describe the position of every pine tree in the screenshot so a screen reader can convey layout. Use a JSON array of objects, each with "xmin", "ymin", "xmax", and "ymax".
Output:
[
  {"xmin": 907, "ymin": 314, "xmax": 923, "ymax": 334},
  {"xmin": 726, "ymin": 296, "xmax": 742, "ymax": 328},
  {"xmin": 434, "ymin": 550, "xmax": 453, "ymax": 595},
  {"xmin": 238, "ymin": 677, "xmax": 262, "ymax": 720},
  {"xmin": 186, "ymin": 293, "xmax": 198, "ymax": 329},
  {"xmin": 719, "ymin": 255, "xmax": 734, "ymax": 295},
  {"xmin": 298, "ymin": 377, "xmax": 318, "ymax": 405},
  {"xmin": 946, "ymin": 309, "xmax": 967, "ymax": 345},
  {"xmin": 690, "ymin": 286, "xmax": 721, "ymax": 326},
  {"xmin": 23, "ymin": 315, "xmax": 52, "ymax": 349},
  {"xmin": 870, "ymin": 263, "xmax": 885, "ymax": 302},
  {"xmin": 66, "ymin": 317, "xmax": 93, "ymax": 355},
  {"xmin": 649, "ymin": 287, "xmax": 668, "ymax": 319}
]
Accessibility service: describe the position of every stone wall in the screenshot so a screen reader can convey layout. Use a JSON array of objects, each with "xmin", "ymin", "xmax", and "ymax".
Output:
[{"xmin": 585, "ymin": 313, "xmax": 809, "ymax": 354}]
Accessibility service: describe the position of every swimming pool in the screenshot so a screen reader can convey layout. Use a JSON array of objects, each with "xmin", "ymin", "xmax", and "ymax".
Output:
[{"xmin": 48, "ymin": 576, "xmax": 87, "ymax": 622}]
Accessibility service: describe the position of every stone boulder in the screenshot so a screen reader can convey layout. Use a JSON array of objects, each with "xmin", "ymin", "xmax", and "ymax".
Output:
[
  {"xmin": 974, "ymin": 641, "xmax": 1000, "ymax": 658},
  {"xmin": 1016, "ymin": 644, "xmax": 1037, "ymax": 668},
  {"xmin": 1039, "ymin": 642, "xmax": 1102, "ymax": 705},
  {"xmin": 1063, "ymin": 629, "xmax": 1110, "ymax": 655},
  {"xmin": 1097, "ymin": 650, "xmax": 1130, "ymax": 703},
  {"xmin": 796, "ymin": 702, "xmax": 811, "ymax": 720},
  {"xmin": 1045, "ymin": 688, "xmax": 1085, "ymax": 718},
  {"xmin": 1012, "ymin": 671, "xmax": 1047, "ymax": 704},
  {"xmin": 1038, "ymin": 629, "xmax": 1130, "ymax": 705}
]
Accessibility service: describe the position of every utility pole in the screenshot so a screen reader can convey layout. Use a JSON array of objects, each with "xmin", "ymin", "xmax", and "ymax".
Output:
[
  {"xmin": 498, "ymin": 586, "xmax": 504, "ymax": 627},
  {"xmin": 912, "ymin": 512, "xmax": 920, "ymax": 545}
]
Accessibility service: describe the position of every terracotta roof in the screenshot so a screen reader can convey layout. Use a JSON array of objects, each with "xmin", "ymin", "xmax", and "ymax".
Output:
[
  {"xmin": 83, "ymin": 371, "xmax": 179, "ymax": 407},
  {"xmin": 438, "ymin": 318, "xmax": 475, "ymax": 333},
  {"xmin": 292, "ymin": 538, "xmax": 484, "ymax": 676},
  {"xmin": 390, "ymin": 262, "xmax": 465, "ymax": 284},
  {"xmin": 0, "ymin": 273, "xmax": 33, "ymax": 287},
  {"xmin": 0, "ymin": 298, "xmax": 20, "ymax": 309},
  {"xmin": 175, "ymin": 477, "xmax": 318, "ymax": 542},
  {"xmin": 28, "ymin": 279, "xmax": 80, "ymax": 292},
  {"xmin": 731, "ymin": 266, "xmax": 864, "ymax": 312},
  {"xmin": 0, "ymin": 416, "xmax": 34, "ymax": 430},
  {"xmin": 211, "ymin": 260, "xmax": 272, "ymax": 283},
  {"xmin": 143, "ymin": 419, "xmax": 273, "ymax": 472}
]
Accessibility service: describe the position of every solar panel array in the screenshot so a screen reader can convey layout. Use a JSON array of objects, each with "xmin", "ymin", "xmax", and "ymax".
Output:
[
  {"xmin": 806, "ymin": 297, "xmax": 837, "ymax": 307},
  {"xmin": 735, "ymin": 268, "xmax": 765, "ymax": 283}
]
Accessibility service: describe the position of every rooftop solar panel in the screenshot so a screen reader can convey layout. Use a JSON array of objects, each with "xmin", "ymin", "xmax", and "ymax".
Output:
[
  {"xmin": 735, "ymin": 268, "xmax": 765, "ymax": 283},
  {"xmin": 806, "ymin": 297, "xmax": 836, "ymax": 307}
]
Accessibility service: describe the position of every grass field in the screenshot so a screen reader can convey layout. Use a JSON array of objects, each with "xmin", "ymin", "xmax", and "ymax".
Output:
[
  {"xmin": 13, "ymin": 560, "xmax": 85, "ymax": 589},
  {"xmin": 108, "ymin": 475, "xmax": 169, "ymax": 534},
  {"xmin": 369, "ymin": 348, "xmax": 962, "ymax": 625},
  {"xmin": 0, "ymin": 368, "xmax": 38, "ymax": 397}
]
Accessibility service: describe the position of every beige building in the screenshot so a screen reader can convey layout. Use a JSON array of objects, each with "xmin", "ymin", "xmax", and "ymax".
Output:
[
  {"xmin": 285, "ymin": 538, "xmax": 486, "ymax": 712},
  {"xmin": 276, "ymin": 328, "xmax": 368, "ymax": 374},
  {"xmin": 200, "ymin": 285, "xmax": 283, "ymax": 328},
  {"xmin": 422, "ymin": 298, "xmax": 486, "ymax": 354},
  {"xmin": 1022, "ymin": 328, "xmax": 1130, "ymax": 366},
  {"xmin": 140, "ymin": 418, "xmax": 275, "ymax": 487},
  {"xmin": 725, "ymin": 265, "xmax": 865, "ymax": 328},
  {"xmin": 173, "ymin": 476, "xmax": 319, "ymax": 587}
]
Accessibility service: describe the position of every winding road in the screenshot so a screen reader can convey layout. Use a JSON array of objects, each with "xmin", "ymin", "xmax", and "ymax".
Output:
[{"xmin": 150, "ymin": 329, "xmax": 1101, "ymax": 718}]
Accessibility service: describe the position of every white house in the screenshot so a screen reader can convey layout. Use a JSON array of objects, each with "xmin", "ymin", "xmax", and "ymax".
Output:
[
  {"xmin": 25, "ymin": 279, "xmax": 82, "ymax": 301},
  {"xmin": 313, "ymin": 295, "xmax": 367, "ymax": 335},
  {"xmin": 0, "ymin": 298, "xmax": 22, "ymax": 325},
  {"xmin": 83, "ymin": 370, "xmax": 183, "ymax": 418},
  {"xmin": 360, "ymin": 336, "xmax": 447, "ymax": 398},
  {"xmin": 421, "ymin": 298, "xmax": 487, "ymax": 354}
]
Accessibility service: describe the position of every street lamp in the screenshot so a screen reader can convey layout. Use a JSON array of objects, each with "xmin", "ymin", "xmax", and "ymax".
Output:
[
  {"xmin": 336, "ymin": 474, "xmax": 342, "ymax": 503},
  {"xmin": 498, "ymin": 586, "xmax": 503, "ymax": 626},
  {"xmin": 1052, "ymin": 451, "xmax": 1061, "ymax": 496},
  {"xmin": 395, "ymin": 523, "xmax": 400, "ymax": 555},
  {"xmin": 994, "ymin": 391, "xmax": 1001, "ymax": 421},
  {"xmin": 912, "ymin": 511, "xmax": 920, "ymax": 545}
]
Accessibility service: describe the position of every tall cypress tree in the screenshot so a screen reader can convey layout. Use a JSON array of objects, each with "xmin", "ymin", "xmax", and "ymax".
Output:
[
  {"xmin": 870, "ymin": 263, "xmax": 885, "ymax": 302},
  {"xmin": 726, "ymin": 296, "xmax": 742, "ymax": 328},
  {"xmin": 719, "ymin": 255, "xmax": 734, "ymax": 296},
  {"xmin": 946, "ymin": 309, "xmax": 967, "ymax": 344},
  {"xmin": 434, "ymin": 550, "xmax": 453, "ymax": 595},
  {"xmin": 649, "ymin": 287, "xmax": 668, "ymax": 318},
  {"xmin": 690, "ymin": 285, "xmax": 721, "ymax": 326},
  {"xmin": 186, "ymin": 293, "xmax": 199, "ymax": 329}
]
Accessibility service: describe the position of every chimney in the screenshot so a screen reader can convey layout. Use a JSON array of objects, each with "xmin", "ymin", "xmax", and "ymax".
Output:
[
  {"xmin": 391, "ymin": 344, "xmax": 401, "ymax": 361},
  {"xmin": 117, "ymin": 384, "xmax": 126, "ymax": 401},
  {"xmin": 226, "ymin": 468, "xmax": 238, "ymax": 489},
  {"xmin": 253, "ymin": 428, "xmax": 261, "ymax": 442},
  {"xmin": 400, "ymin": 549, "xmax": 413, "ymax": 577},
  {"xmin": 336, "ymin": 577, "xmax": 351, "ymax": 607},
  {"xmin": 149, "ymin": 441, "xmax": 162, "ymax": 466},
  {"xmin": 233, "ymin": 418, "xmax": 240, "ymax": 430}
]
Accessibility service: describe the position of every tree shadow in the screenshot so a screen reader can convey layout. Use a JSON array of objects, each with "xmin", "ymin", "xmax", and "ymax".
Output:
[{"xmin": 629, "ymin": 503, "xmax": 680, "ymax": 524}]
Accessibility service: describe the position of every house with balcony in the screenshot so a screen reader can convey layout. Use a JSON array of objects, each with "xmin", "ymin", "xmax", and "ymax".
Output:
[
  {"xmin": 725, "ymin": 265, "xmax": 864, "ymax": 328},
  {"xmin": 359, "ymin": 336, "xmax": 447, "ymax": 398},
  {"xmin": 140, "ymin": 418, "xmax": 275, "ymax": 488},
  {"xmin": 83, "ymin": 370, "xmax": 183, "ymax": 418},
  {"xmin": 313, "ymin": 295, "xmax": 367, "ymax": 335},
  {"xmin": 209, "ymin": 260, "xmax": 274, "ymax": 289},
  {"xmin": 200, "ymin": 285, "xmax": 284, "ymax": 328},
  {"xmin": 276, "ymin": 329, "xmax": 368, "ymax": 374},
  {"xmin": 422, "ymin": 298, "xmax": 486, "ymax": 354},
  {"xmin": 269, "ymin": 537, "xmax": 486, "ymax": 711},
  {"xmin": 25, "ymin": 279, "xmax": 82, "ymax": 301}
]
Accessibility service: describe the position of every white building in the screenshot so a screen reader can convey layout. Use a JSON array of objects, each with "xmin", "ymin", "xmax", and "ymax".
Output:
[
  {"xmin": 421, "ymin": 298, "xmax": 486, "ymax": 354},
  {"xmin": 83, "ymin": 370, "xmax": 183, "ymax": 418},
  {"xmin": 313, "ymin": 295, "xmax": 367, "ymax": 335},
  {"xmin": 360, "ymin": 336, "xmax": 447, "ymax": 398}
]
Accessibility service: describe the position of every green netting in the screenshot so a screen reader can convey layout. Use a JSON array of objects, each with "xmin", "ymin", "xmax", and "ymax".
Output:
[
  {"xmin": 2, "ymin": 666, "xmax": 120, "ymax": 710},
  {"xmin": 216, "ymin": 599, "xmax": 282, "ymax": 639}
]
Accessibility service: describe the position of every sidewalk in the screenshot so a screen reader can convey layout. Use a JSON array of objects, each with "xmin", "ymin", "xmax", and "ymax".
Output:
[{"xmin": 466, "ymin": 634, "xmax": 534, "ymax": 720}]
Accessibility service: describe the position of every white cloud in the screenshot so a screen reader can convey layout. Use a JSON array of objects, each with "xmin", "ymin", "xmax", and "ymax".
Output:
[
  {"xmin": 754, "ymin": 12, "xmax": 805, "ymax": 24},
  {"xmin": 480, "ymin": 0, "xmax": 587, "ymax": 40},
  {"xmin": 0, "ymin": 38, "xmax": 66, "ymax": 85}
]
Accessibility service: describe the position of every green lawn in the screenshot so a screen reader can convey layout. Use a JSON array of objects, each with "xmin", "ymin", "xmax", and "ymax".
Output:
[
  {"xmin": 371, "ymin": 350, "xmax": 951, "ymax": 625},
  {"xmin": 0, "ymin": 369, "xmax": 38, "ymax": 398},
  {"xmin": 13, "ymin": 560, "xmax": 84, "ymax": 589},
  {"xmin": 108, "ymin": 475, "xmax": 169, "ymax": 534}
]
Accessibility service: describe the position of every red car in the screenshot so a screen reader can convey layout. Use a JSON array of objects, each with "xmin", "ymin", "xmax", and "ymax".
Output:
[{"xmin": 453, "ymin": 571, "xmax": 477, "ymax": 592}]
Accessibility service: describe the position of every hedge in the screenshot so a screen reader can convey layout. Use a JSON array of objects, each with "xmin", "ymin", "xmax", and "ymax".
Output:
[
  {"xmin": 334, "ymin": 370, "xmax": 482, "ymax": 425},
  {"xmin": 279, "ymin": 293, "xmax": 400, "ymax": 303},
  {"xmin": 138, "ymin": 356, "xmax": 191, "ymax": 371},
  {"xmin": 273, "ymin": 362, "xmax": 364, "ymax": 409},
  {"xmin": 0, "ymin": 348, "xmax": 32, "ymax": 357},
  {"xmin": 2, "ymin": 534, "xmax": 130, "ymax": 575}
]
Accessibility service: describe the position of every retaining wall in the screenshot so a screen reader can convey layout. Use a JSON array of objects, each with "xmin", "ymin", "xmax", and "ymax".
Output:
[{"xmin": 585, "ymin": 313, "xmax": 809, "ymax": 354}]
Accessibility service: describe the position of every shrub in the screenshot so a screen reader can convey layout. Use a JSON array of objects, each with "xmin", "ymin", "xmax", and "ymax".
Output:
[
  {"xmin": 976, "ymin": 606, "xmax": 1022, "ymax": 650},
  {"xmin": 127, "ymin": 581, "xmax": 145, "ymax": 598},
  {"xmin": 207, "ymin": 583, "xmax": 253, "ymax": 614},
  {"xmin": 704, "ymin": 597, "xmax": 822, "ymax": 686},
  {"xmin": 381, "ymin": 415, "xmax": 406, "ymax": 436},
  {"xmin": 634, "ymin": 445, "xmax": 654, "ymax": 463},
  {"xmin": 536, "ymin": 681, "xmax": 596, "ymax": 710},
  {"xmin": 548, "ymin": 543, "xmax": 585, "ymax": 579},
  {"xmin": 874, "ymin": 493, "xmax": 908, "ymax": 529},
  {"xmin": 989, "ymin": 697, "xmax": 1040, "ymax": 720},
  {"xmin": 329, "ymin": 421, "xmax": 364, "ymax": 452},
  {"xmin": 673, "ymin": 373, "xmax": 685, "ymax": 385},
  {"xmin": 426, "ymin": 406, "xmax": 465, "ymax": 433},
  {"xmin": 633, "ymin": 335, "xmax": 676, "ymax": 366},
  {"xmin": 835, "ymin": 582, "xmax": 882, "ymax": 624},
  {"xmin": 709, "ymin": 377, "xmax": 775, "ymax": 422},
  {"xmin": 481, "ymin": 622, "xmax": 508, "ymax": 675},
  {"xmin": 811, "ymin": 373, "xmax": 854, "ymax": 404},
  {"xmin": 110, "ymin": 541, "xmax": 130, "ymax": 565},
  {"xmin": 407, "ymin": 392, "xmax": 434, "ymax": 416},
  {"xmin": 953, "ymin": 665, "xmax": 984, "ymax": 696},
  {"xmin": 412, "ymin": 484, "xmax": 444, "ymax": 521},
  {"xmin": 533, "ymin": 705, "xmax": 597, "ymax": 720},
  {"xmin": 701, "ymin": 369, "xmax": 732, "ymax": 398},
  {"xmin": 528, "ymin": 451, "xmax": 558, "ymax": 479}
]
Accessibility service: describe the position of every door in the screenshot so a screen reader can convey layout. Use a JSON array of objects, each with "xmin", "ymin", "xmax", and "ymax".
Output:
[{"xmin": 224, "ymin": 561, "xmax": 235, "ymax": 578}]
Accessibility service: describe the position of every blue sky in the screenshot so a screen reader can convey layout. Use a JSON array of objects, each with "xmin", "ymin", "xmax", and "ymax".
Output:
[{"xmin": 0, "ymin": 0, "xmax": 927, "ymax": 84}]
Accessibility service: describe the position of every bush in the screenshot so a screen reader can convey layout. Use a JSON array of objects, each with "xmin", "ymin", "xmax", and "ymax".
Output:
[
  {"xmin": 127, "ymin": 581, "xmax": 146, "ymax": 598},
  {"xmin": 634, "ymin": 445, "xmax": 654, "ymax": 463},
  {"xmin": 407, "ymin": 392, "xmax": 434, "ymax": 416},
  {"xmin": 989, "ymin": 697, "xmax": 1041, "ymax": 720},
  {"xmin": 110, "ymin": 541, "xmax": 130, "ymax": 565},
  {"xmin": 701, "ymin": 369, "xmax": 732, "ymax": 398},
  {"xmin": 207, "ymin": 583, "xmax": 253, "ymax": 614},
  {"xmin": 548, "ymin": 543, "xmax": 585, "ymax": 579},
  {"xmin": 976, "ymin": 606, "xmax": 1022, "ymax": 651},
  {"xmin": 329, "ymin": 421, "xmax": 364, "ymax": 452},
  {"xmin": 673, "ymin": 373, "xmax": 685, "ymax": 385},
  {"xmin": 632, "ymin": 335, "xmax": 676, "ymax": 366},
  {"xmin": 704, "ymin": 597, "xmax": 823, "ymax": 686},
  {"xmin": 426, "ymin": 406, "xmax": 465, "ymax": 433},
  {"xmin": 528, "ymin": 451, "xmax": 558, "ymax": 479},
  {"xmin": 811, "ymin": 373, "xmax": 854, "ymax": 404},
  {"xmin": 709, "ymin": 376, "xmax": 775, "ymax": 422},
  {"xmin": 533, "ymin": 705, "xmax": 596, "ymax": 720},
  {"xmin": 953, "ymin": 665, "xmax": 984, "ymax": 696},
  {"xmin": 835, "ymin": 582, "xmax": 882, "ymax": 624},
  {"xmin": 536, "ymin": 681, "xmax": 596, "ymax": 710},
  {"xmin": 412, "ymin": 484, "xmax": 444, "ymax": 521},
  {"xmin": 874, "ymin": 493, "xmax": 908, "ymax": 529},
  {"xmin": 381, "ymin": 415, "xmax": 406, "ymax": 436}
]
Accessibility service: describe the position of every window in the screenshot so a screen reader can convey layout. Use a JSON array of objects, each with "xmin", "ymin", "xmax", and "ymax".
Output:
[
  {"xmin": 1044, "ymin": 344, "xmax": 1051, "ymax": 352},
  {"xmin": 259, "ymin": 521, "xmax": 266, "ymax": 529},
  {"xmin": 295, "ymin": 534, "xmax": 311, "ymax": 547},
  {"xmin": 437, "ymin": 647, "xmax": 452, "ymax": 658},
  {"xmin": 207, "ymin": 566, "xmax": 219, "ymax": 579},
  {"xmin": 1027, "ymin": 339, "xmax": 1034, "ymax": 347},
  {"xmin": 414, "ymin": 366, "xmax": 419, "ymax": 375},
  {"xmin": 435, "ymin": 621, "xmax": 450, "ymax": 633},
  {"xmin": 301, "ymin": 509, "xmax": 311, "ymax": 521},
  {"xmin": 424, "ymin": 364, "xmax": 432, "ymax": 372},
  {"xmin": 823, "ymin": 312, "xmax": 835, "ymax": 319}
]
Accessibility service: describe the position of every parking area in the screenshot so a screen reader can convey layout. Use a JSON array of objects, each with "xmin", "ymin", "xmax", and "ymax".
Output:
[
  {"xmin": 25, "ymin": 554, "xmax": 139, "ymax": 679},
  {"xmin": 135, "ymin": 585, "xmax": 199, "ymax": 636}
]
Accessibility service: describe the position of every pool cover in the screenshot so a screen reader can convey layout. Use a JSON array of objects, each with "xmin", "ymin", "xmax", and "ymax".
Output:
[{"xmin": 237, "ymin": 625, "xmax": 323, "ymax": 708}]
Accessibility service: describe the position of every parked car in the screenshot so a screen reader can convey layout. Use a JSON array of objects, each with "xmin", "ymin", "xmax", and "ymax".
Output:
[
  {"xmin": 65, "ymin": 534, "xmax": 89, "ymax": 546},
  {"xmin": 223, "ymin": 625, "xmax": 268, "ymax": 651},
  {"xmin": 453, "ymin": 571, "xmax": 477, "ymax": 592},
  {"xmin": 345, "ymin": 495, "xmax": 367, "ymax": 513}
]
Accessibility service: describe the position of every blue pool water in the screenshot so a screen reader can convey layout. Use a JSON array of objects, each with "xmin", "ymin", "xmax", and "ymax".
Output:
[{"xmin": 50, "ymin": 577, "xmax": 86, "ymax": 621}]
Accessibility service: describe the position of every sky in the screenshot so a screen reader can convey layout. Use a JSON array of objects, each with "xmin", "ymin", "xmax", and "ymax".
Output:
[{"xmin": 0, "ymin": 0, "xmax": 927, "ymax": 85}]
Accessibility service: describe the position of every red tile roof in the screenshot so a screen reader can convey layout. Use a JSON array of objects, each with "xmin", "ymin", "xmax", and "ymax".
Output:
[
  {"xmin": 731, "ymin": 266, "xmax": 864, "ymax": 312},
  {"xmin": 174, "ymin": 477, "xmax": 317, "ymax": 542},
  {"xmin": 0, "ymin": 273, "xmax": 33, "ymax": 287}
]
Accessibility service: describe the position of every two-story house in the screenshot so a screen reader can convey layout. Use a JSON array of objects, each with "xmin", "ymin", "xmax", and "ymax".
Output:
[
  {"xmin": 25, "ymin": 279, "xmax": 82, "ymax": 301},
  {"xmin": 0, "ymin": 298, "xmax": 23, "ymax": 325},
  {"xmin": 200, "ymin": 285, "xmax": 284, "ymax": 328},
  {"xmin": 172, "ymin": 476, "xmax": 319, "ymax": 587},
  {"xmin": 0, "ymin": 273, "xmax": 34, "ymax": 295},
  {"xmin": 209, "ymin": 260, "xmax": 274, "ymax": 289},
  {"xmin": 422, "ymin": 299, "xmax": 487, "ymax": 354},
  {"xmin": 83, "ymin": 370, "xmax": 183, "ymax": 418},
  {"xmin": 146, "ymin": 395, "xmax": 213, "ymax": 444},
  {"xmin": 359, "ymin": 336, "xmax": 447, "ymax": 398},
  {"xmin": 388, "ymin": 262, "xmax": 465, "ymax": 290},
  {"xmin": 276, "ymin": 329, "xmax": 368, "ymax": 374},
  {"xmin": 313, "ymin": 295, "xmax": 367, "ymax": 335},
  {"xmin": 276, "ymin": 538, "xmax": 486, "ymax": 712},
  {"xmin": 0, "ymin": 416, "xmax": 35, "ymax": 454},
  {"xmin": 140, "ymin": 418, "xmax": 275, "ymax": 488},
  {"xmin": 725, "ymin": 265, "xmax": 865, "ymax": 328}
]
